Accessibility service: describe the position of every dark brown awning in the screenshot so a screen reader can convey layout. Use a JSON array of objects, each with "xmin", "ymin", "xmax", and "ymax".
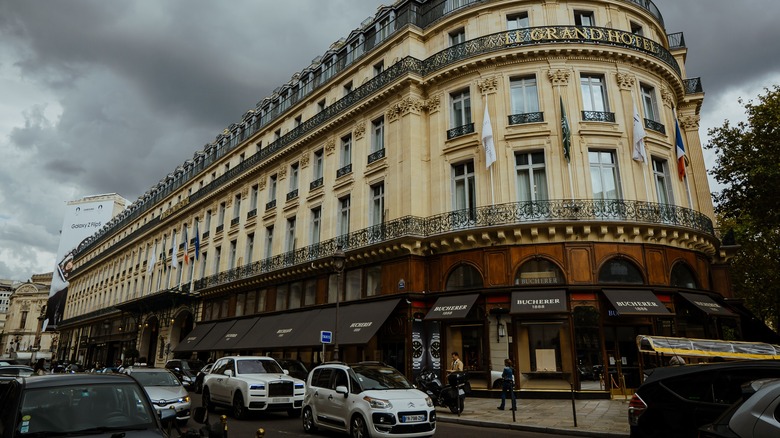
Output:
[
  {"xmin": 425, "ymin": 294, "xmax": 479, "ymax": 320},
  {"xmin": 209, "ymin": 317, "xmax": 260, "ymax": 351},
  {"xmin": 191, "ymin": 321, "xmax": 236, "ymax": 352},
  {"xmin": 336, "ymin": 299, "xmax": 400, "ymax": 345},
  {"xmin": 603, "ymin": 289, "xmax": 671, "ymax": 316},
  {"xmin": 679, "ymin": 292, "xmax": 735, "ymax": 316},
  {"xmin": 172, "ymin": 322, "xmax": 215, "ymax": 352},
  {"xmin": 510, "ymin": 290, "xmax": 568, "ymax": 313}
]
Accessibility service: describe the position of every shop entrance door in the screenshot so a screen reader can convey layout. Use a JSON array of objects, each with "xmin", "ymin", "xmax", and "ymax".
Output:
[{"xmin": 604, "ymin": 325, "xmax": 650, "ymax": 394}]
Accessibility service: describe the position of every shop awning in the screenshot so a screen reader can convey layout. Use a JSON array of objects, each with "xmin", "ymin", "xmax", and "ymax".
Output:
[
  {"xmin": 234, "ymin": 312, "xmax": 308, "ymax": 350},
  {"xmin": 603, "ymin": 289, "xmax": 671, "ymax": 316},
  {"xmin": 191, "ymin": 321, "xmax": 236, "ymax": 352},
  {"xmin": 510, "ymin": 290, "xmax": 568, "ymax": 313},
  {"xmin": 172, "ymin": 322, "xmax": 216, "ymax": 352},
  {"xmin": 425, "ymin": 294, "xmax": 479, "ymax": 320},
  {"xmin": 336, "ymin": 299, "xmax": 401, "ymax": 345},
  {"xmin": 637, "ymin": 335, "xmax": 780, "ymax": 360},
  {"xmin": 209, "ymin": 317, "xmax": 260, "ymax": 351},
  {"xmin": 679, "ymin": 292, "xmax": 735, "ymax": 316}
]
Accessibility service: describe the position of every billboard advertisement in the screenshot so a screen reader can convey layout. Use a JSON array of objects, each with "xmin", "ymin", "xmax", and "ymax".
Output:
[{"xmin": 45, "ymin": 198, "xmax": 116, "ymax": 331}]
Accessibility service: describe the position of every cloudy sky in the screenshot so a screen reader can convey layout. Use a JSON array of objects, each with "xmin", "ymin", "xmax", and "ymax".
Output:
[{"xmin": 1, "ymin": 0, "xmax": 778, "ymax": 282}]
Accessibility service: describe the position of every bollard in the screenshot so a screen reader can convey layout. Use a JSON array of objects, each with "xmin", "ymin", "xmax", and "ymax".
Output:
[
  {"xmin": 255, "ymin": 428, "xmax": 265, "ymax": 438},
  {"xmin": 221, "ymin": 414, "xmax": 228, "ymax": 438},
  {"xmin": 570, "ymin": 383, "xmax": 578, "ymax": 427}
]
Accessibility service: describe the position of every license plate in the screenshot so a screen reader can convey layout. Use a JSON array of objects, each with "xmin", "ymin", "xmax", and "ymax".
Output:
[
  {"xmin": 458, "ymin": 388, "xmax": 465, "ymax": 396},
  {"xmin": 402, "ymin": 414, "xmax": 425, "ymax": 423},
  {"xmin": 272, "ymin": 397, "xmax": 290, "ymax": 403}
]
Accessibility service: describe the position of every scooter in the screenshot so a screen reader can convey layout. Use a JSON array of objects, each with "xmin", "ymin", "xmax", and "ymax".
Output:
[{"xmin": 414, "ymin": 368, "xmax": 469, "ymax": 414}]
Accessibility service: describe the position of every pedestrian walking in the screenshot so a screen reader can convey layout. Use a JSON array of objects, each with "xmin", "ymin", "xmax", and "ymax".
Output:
[{"xmin": 497, "ymin": 358, "xmax": 517, "ymax": 411}]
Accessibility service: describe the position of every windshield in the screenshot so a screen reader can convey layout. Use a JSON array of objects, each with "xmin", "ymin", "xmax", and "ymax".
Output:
[
  {"xmin": 237, "ymin": 359, "xmax": 283, "ymax": 374},
  {"xmin": 17, "ymin": 383, "xmax": 156, "ymax": 436},
  {"xmin": 133, "ymin": 370, "xmax": 182, "ymax": 386},
  {"xmin": 182, "ymin": 360, "xmax": 205, "ymax": 371},
  {"xmin": 352, "ymin": 365, "xmax": 413, "ymax": 390}
]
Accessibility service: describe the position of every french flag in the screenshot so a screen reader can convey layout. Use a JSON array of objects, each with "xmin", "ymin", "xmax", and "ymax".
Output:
[{"xmin": 674, "ymin": 117, "xmax": 686, "ymax": 180}]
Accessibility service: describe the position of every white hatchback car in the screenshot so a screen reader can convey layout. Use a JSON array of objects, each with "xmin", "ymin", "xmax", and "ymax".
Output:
[
  {"xmin": 125, "ymin": 367, "xmax": 191, "ymax": 427},
  {"xmin": 302, "ymin": 362, "xmax": 436, "ymax": 438}
]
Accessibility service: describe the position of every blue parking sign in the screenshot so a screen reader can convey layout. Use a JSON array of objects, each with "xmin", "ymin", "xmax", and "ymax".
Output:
[{"xmin": 321, "ymin": 330, "xmax": 332, "ymax": 344}]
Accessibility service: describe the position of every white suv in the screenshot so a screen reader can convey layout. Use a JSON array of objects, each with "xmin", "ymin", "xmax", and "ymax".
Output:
[
  {"xmin": 202, "ymin": 355, "xmax": 305, "ymax": 419},
  {"xmin": 302, "ymin": 362, "xmax": 436, "ymax": 438}
]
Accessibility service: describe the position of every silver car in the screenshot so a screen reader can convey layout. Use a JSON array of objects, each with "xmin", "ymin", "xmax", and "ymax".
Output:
[
  {"xmin": 126, "ymin": 367, "xmax": 192, "ymax": 426},
  {"xmin": 699, "ymin": 378, "xmax": 780, "ymax": 437}
]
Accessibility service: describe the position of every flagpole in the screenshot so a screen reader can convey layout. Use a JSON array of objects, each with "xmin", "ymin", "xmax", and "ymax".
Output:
[{"xmin": 483, "ymin": 94, "xmax": 496, "ymax": 206}]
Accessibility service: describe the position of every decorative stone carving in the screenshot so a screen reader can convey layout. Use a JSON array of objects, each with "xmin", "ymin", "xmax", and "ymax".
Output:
[
  {"xmin": 241, "ymin": 187, "xmax": 249, "ymax": 199},
  {"xmin": 547, "ymin": 69, "xmax": 571, "ymax": 86},
  {"xmin": 259, "ymin": 177, "xmax": 267, "ymax": 190},
  {"xmin": 616, "ymin": 72, "xmax": 635, "ymax": 90},
  {"xmin": 477, "ymin": 76, "xmax": 499, "ymax": 95},
  {"xmin": 354, "ymin": 121, "xmax": 366, "ymax": 140},
  {"xmin": 424, "ymin": 94, "xmax": 441, "ymax": 113},
  {"xmin": 661, "ymin": 85, "xmax": 675, "ymax": 108},
  {"xmin": 325, "ymin": 138, "xmax": 336, "ymax": 155},
  {"xmin": 680, "ymin": 114, "xmax": 700, "ymax": 130},
  {"xmin": 387, "ymin": 96, "xmax": 424, "ymax": 122},
  {"xmin": 300, "ymin": 152, "xmax": 310, "ymax": 168},
  {"xmin": 279, "ymin": 165, "xmax": 287, "ymax": 180}
]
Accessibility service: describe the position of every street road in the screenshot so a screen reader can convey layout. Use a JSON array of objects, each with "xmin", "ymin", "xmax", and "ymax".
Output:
[{"xmin": 186, "ymin": 392, "xmax": 589, "ymax": 437}]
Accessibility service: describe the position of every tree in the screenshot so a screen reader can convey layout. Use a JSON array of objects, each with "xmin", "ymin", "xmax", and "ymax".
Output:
[{"xmin": 706, "ymin": 85, "xmax": 780, "ymax": 331}]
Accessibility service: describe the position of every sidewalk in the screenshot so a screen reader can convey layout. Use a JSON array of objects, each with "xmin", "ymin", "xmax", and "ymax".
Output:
[{"xmin": 435, "ymin": 394, "xmax": 630, "ymax": 437}]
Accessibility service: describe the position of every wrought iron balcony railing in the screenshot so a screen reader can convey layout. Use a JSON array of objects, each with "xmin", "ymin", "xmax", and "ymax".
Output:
[
  {"xmin": 286, "ymin": 189, "xmax": 299, "ymax": 201},
  {"xmin": 247, "ymin": 208, "xmax": 257, "ymax": 219},
  {"xmin": 447, "ymin": 123, "xmax": 475, "ymax": 140},
  {"xmin": 644, "ymin": 118, "xmax": 666, "ymax": 134},
  {"xmin": 336, "ymin": 163, "xmax": 352, "ymax": 178},
  {"xmin": 367, "ymin": 148, "xmax": 386, "ymax": 164},
  {"xmin": 196, "ymin": 199, "xmax": 714, "ymax": 291},
  {"xmin": 230, "ymin": 217, "xmax": 240, "ymax": 227},
  {"xmin": 215, "ymin": 224, "xmax": 224, "ymax": 233},
  {"xmin": 310, "ymin": 177, "xmax": 324, "ymax": 190},
  {"xmin": 202, "ymin": 231, "xmax": 210, "ymax": 239},
  {"xmin": 582, "ymin": 111, "xmax": 616, "ymax": 123},
  {"xmin": 683, "ymin": 78, "xmax": 703, "ymax": 94},
  {"xmin": 265, "ymin": 199, "xmax": 277, "ymax": 210},
  {"xmin": 508, "ymin": 112, "xmax": 544, "ymax": 125}
]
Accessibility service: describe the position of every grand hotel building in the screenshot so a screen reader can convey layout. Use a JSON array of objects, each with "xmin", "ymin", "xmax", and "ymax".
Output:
[{"xmin": 57, "ymin": 0, "xmax": 747, "ymax": 394}]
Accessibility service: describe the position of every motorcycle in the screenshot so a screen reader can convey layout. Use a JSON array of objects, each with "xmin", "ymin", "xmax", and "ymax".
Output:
[
  {"xmin": 167, "ymin": 406, "xmax": 265, "ymax": 438},
  {"xmin": 414, "ymin": 368, "xmax": 469, "ymax": 414}
]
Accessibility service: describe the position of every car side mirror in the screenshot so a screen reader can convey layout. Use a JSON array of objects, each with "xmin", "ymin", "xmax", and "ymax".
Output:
[
  {"xmin": 335, "ymin": 385, "xmax": 349, "ymax": 397},
  {"xmin": 283, "ymin": 369, "xmax": 289, "ymax": 375},
  {"xmin": 224, "ymin": 369, "xmax": 233, "ymax": 377}
]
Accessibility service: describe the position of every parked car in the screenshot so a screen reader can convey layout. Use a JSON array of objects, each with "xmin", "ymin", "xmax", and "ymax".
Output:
[
  {"xmin": 201, "ymin": 355, "xmax": 305, "ymax": 419},
  {"xmin": 194, "ymin": 363, "xmax": 214, "ymax": 394},
  {"xmin": 628, "ymin": 360, "xmax": 780, "ymax": 438},
  {"xmin": 126, "ymin": 367, "xmax": 192, "ymax": 427},
  {"xmin": 699, "ymin": 378, "xmax": 780, "ymax": 437},
  {"xmin": 277, "ymin": 358, "xmax": 309, "ymax": 381},
  {"xmin": 0, "ymin": 366, "xmax": 34, "ymax": 377},
  {"xmin": 165, "ymin": 359, "xmax": 205, "ymax": 391},
  {"xmin": 302, "ymin": 361, "xmax": 436, "ymax": 438},
  {"xmin": 0, "ymin": 373, "xmax": 174, "ymax": 437}
]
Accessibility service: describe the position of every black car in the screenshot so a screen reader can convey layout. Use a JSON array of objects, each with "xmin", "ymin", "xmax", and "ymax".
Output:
[
  {"xmin": 628, "ymin": 360, "xmax": 780, "ymax": 438},
  {"xmin": 0, "ymin": 373, "xmax": 173, "ymax": 437},
  {"xmin": 277, "ymin": 358, "xmax": 309, "ymax": 381},
  {"xmin": 193, "ymin": 363, "xmax": 213, "ymax": 394},
  {"xmin": 164, "ymin": 359, "xmax": 205, "ymax": 390}
]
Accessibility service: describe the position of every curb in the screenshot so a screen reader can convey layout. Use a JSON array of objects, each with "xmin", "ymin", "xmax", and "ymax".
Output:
[{"xmin": 436, "ymin": 415, "xmax": 630, "ymax": 438}]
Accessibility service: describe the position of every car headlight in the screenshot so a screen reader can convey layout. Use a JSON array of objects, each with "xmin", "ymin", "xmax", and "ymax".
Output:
[
  {"xmin": 250, "ymin": 384, "xmax": 265, "ymax": 390},
  {"xmin": 424, "ymin": 396, "xmax": 433, "ymax": 407},
  {"xmin": 178, "ymin": 396, "xmax": 190, "ymax": 403},
  {"xmin": 183, "ymin": 376, "xmax": 192, "ymax": 382},
  {"xmin": 294, "ymin": 383, "xmax": 305, "ymax": 390},
  {"xmin": 363, "ymin": 396, "xmax": 392, "ymax": 409}
]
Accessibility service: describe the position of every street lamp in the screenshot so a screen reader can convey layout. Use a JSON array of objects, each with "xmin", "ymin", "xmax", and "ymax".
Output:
[{"xmin": 332, "ymin": 246, "xmax": 346, "ymax": 361}]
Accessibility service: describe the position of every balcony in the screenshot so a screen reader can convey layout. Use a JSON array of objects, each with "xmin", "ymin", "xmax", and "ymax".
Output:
[
  {"xmin": 367, "ymin": 148, "xmax": 386, "ymax": 165},
  {"xmin": 644, "ymin": 119, "xmax": 666, "ymax": 134},
  {"xmin": 215, "ymin": 224, "xmax": 224, "ymax": 233},
  {"xmin": 683, "ymin": 78, "xmax": 703, "ymax": 94},
  {"xmin": 310, "ymin": 178, "xmax": 324, "ymax": 191},
  {"xmin": 581, "ymin": 111, "xmax": 615, "ymax": 123},
  {"xmin": 230, "ymin": 217, "xmax": 240, "ymax": 227},
  {"xmin": 337, "ymin": 163, "xmax": 352, "ymax": 178},
  {"xmin": 447, "ymin": 123, "xmax": 475, "ymax": 140},
  {"xmin": 247, "ymin": 208, "xmax": 257, "ymax": 219},
  {"xmin": 286, "ymin": 189, "xmax": 299, "ymax": 202},
  {"xmin": 202, "ymin": 231, "xmax": 210, "ymax": 240},
  {"xmin": 266, "ymin": 199, "xmax": 277, "ymax": 210},
  {"xmin": 508, "ymin": 112, "xmax": 544, "ymax": 125}
]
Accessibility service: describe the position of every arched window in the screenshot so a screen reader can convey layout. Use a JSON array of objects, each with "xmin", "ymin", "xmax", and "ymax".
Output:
[
  {"xmin": 598, "ymin": 258, "xmax": 644, "ymax": 284},
  {"xmin": 670, "ymin": 263, "xmax": 698, "ymax": 289},
  {"xmin": 445, "ymin": 264, "xmax": 483, "ymax": 291},
  {"xmin": 515, "ymin": 258, "xmax": 565, "ymax": 285}
]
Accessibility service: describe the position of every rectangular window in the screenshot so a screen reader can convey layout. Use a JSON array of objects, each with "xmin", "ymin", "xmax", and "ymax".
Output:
[
  {"xmin": 371, "ymin": 117, "xmax": 385, "ymax": 153},
  {"xmin": 574, "ymin": 10, "xmax": 595, "ymax": 26},
  {"xmin": 200, "ymin": 252, "xmax": 208, "ymax": 278},
  {"xmin": 338, "ymin": 195, "xmax": 351, "ymax": 237},
  {"xmin": 214, "ymin": 246, "xmax": 222, "ymax": 274},
  {"xmin": 346, "ymin": 39, "xmax": 363, "ymax": 64},
  {"xmin": 250, "ymin": 184, "xmax": 259, "ymax": 211},
  {"xmin": 276, "ymin": 284, "xmax": 288, "ymax": 311},
  {"xmin": 289, "ymin": 281, "xmax": 302, "ymax": 310},
  {"xmin": 317, "ymin": 99, "xmax": 326, "ymax": 112},
  {"xmin": 343, "ymin": 81, "xmax": 353, "ymax": 96},
  {"xmin": 304, "ymin": 279, "xmax": 317, "ymax": 306},
  {"xmin": 289, "ymin": 162, "xmax": 299, "ymax": 192},
  {"xmin": 246, "ymin": 233, "xmax": 255, "ymax": 264},
  {"xmin": 630, "ymin": 21, "xmax": 644, "ymax": 36},
  {"xmin": 507, "ymin": 12, "xmax": 529, "ymax": 30},
  {"xmin": 452, "ymin": 161, "xmax": 476, "ymax": 215},
  {"xmin": 204, "ymin": 210, "xmax": 212, "ymax": 232},
  {"xmin": 589, "ymin": 150, "xmax": 621, "ymax": 200},
  {"xmin": 510, "ymin": 76, "xmax": 539, "ymax": 115},
  {"xmin": 652, "ymin": 157, "xmax": 674, "ymax": 205},
  {"xmin": 580, "ymin": 74, "xmax": 609, "ymax": 112},
  {"xmin": 286, "ymin": 217, "xmax": 296, "ymax": 252},
  {"xmin": 341, "ymin": 134, "xmax": 352, "ymax": 167},
  {"xmin": 218, "ymin": 202, "xmax": 226, "ymax": 227},
  {"xmin": 374, "ymin": 60, "xmax": 384, "ymax": 77},
  {"xmin": 516, "ymin": 151, "xmax": 548, "ymax": 202},
  {"xmin": 228, "ymin": 240, "xmax": 237, "ymax": 269},
  {"xmin": 450, "ymin": 89, "xmax": 472, "ymax": 128},
  {"xmin": 294, "ymin": 115, "xmax": 302, "ymax": 127},
  {"xmin": 233, "ymin": 194, "xmax": 241, "ymax": 220},
  {"xmin": 235, "ymin": 293, "xmax": 245, "ymax": 317},
  {"xmin": 311, "ymin": 207, "xmax": 321, "ymax": 244},
  {"xmin": 366, "ymin": 266, "xmax": 381, "ymax": 296},
  {"xmin": 449, "ymin": 28, "xmax": 465, "ymax": 46},
  {"xmin": 371, "ymin": 182, "xmax": 385, "ymax": 226},
  {"xmin": 265, "ymin": 226, "xmax": 274, "ymax": 259},
  {"xmin": 376, "ymin": 16, "xmax": 392, "ymax": 43},
  {"xmin": 445, "ymin": 0, "xmax": 469, "ymax": 13},
  {"xmin": 246, "ymin": 290, "xmax": 256, "ymax": 314},
  {"xmin": 313, "ymin": 149, "xmax": 324, "ymax": 180},
  {"xmin": 269, "ymin": 174, "xmax": 278, "ymax": 202},
  {"xmin": 641, "ymin": 83, "xmax": 660, "ymax": 122}
]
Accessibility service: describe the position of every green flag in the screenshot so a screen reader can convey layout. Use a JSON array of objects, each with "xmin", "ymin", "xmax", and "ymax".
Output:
[{"xmin": 560, "ymin": 96, "xmax": 571, "ymax": 162}]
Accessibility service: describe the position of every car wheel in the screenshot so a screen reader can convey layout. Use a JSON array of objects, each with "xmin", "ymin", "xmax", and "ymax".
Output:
[
  {"xmin": 448, "ymin": 395, "xmax": 465, "ymax": 414},
  {"xmin": 202, "ymin": 388, "xmax": 215, "ymax": 413},
  {"xmin": 350, "ymin": 414, "xmax": 369, "ymax": 438},
  {"xmin": 302, "ymin": 407, "xmax": 318, "ymax": 433},
  {"xmin": 232, "ymin": 392, "xmax": 247, "ymax": 420}
]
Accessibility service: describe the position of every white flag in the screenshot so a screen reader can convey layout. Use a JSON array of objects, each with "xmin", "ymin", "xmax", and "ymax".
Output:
[
  {"xmin": 482, "ymin": 103, "xmax": 496, "ymax": 168},
  {"xmin": 632, "ymin": 103, "xmax": 647, "ymax": 163},
  {"xmin": 171, "ymin": 230, "xmax": 178, "ymax": 269},
  {"xmin": 147, "ymin": 241, "xmax": 157, "ymax": 274}
]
